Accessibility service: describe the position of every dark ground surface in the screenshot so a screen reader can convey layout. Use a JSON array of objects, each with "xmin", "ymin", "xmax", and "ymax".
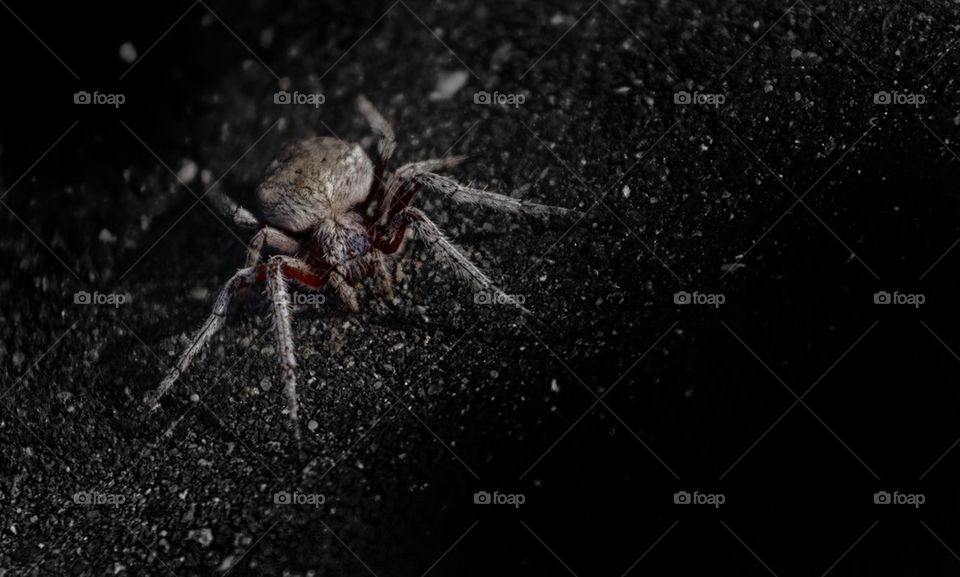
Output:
[{"xmin": 2, "ymin": 0, "xmax": 960, "ymax": 574}]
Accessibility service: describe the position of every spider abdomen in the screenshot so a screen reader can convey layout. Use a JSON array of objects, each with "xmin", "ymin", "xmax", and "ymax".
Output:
[{"xmin": 255, "ymin": 136, "xmax": 373, "ymax": 233}]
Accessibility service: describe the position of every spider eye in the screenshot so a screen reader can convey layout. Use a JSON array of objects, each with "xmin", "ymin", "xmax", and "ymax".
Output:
[{"xmin": 346, "ymin": 232, "xmax": 370, "ymax": 258}]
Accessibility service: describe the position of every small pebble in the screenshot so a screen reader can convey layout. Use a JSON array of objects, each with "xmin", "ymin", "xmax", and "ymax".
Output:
[
  {"xmin": 189, "ymin": 286, "xmax": 209, "ymax": 301},
  {"xmin": 429, "ymin": 70, "xmax": 469, "ymax": 101},
  {"xmin": 260, "ymin": 28, "xmax": 275, "ymax": 49},
  {"xmin": 119, "ymin": 42, "xmax": 137, "ymax": 63},
  {"xmin": 217, "ymin": 554, "xmax": 237, "ymax": 571},
  {"xmin": 99, "ymin": 229, "xmax": 118, "ymax": 244},
  {"xmin": 177, "ymin": 159, "xmax": 198, "ymax": 184},
  {"xmin": 187, "ymin": 528, "xmax": 213, "ymax": 547}
]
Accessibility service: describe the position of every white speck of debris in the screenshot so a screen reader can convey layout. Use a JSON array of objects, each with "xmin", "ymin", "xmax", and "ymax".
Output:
[
  {"xmin": 550, "ymin": 13, "xmax": 567, "ymax": 26},
  {"xmin": 308, "ymin": 420, "xmax": 319, "ymax": 432},
  {"xmin": 721, "ymin": 262, "xmax": 746, "ymax": 273},
  {"xmin": 12, "ymin": 351, "xmax": 25, "ymax": 368},
  {"xmin": 790, "ymin": 48, "xmax": 803, "ymax": 59},
  {"xmin": 429, "ymin": 70, "xmax": 470, "ymax": 101},
  {"xmin": 200, "ymin": 169, "xmax": 213, "ymax": 185},
  {"xmin": 99, "ymin": 228, "xmax": 118, "ymax": 244},
  {"xmin": 177, "ymin": 159, "xmax": 198, "ymax": 184},
  {"xmin": 622, "ymin": 185, "xmax": 631, "ymax": 198},
  {"xmin": 217, "ymin": 555, "xmax": 238, "ymax": 572},
  {"xmin": 189, "ymin": 393, "xmax": 199, "ymax": 403},
  {"xmin": 614, "ymin": 86, "xmax": 631, "ymax": 95},
  {"xmin": 550, "ymin": 379, "xmax": 560, "ymax": 393},
  {"xmin": 260, "ymin": 28, "xmax": 275, "ymax": 49},
  {"xmin": 119, "ymin": 42, "xmax": 137, "ymax": 63},
  {"xmin": 189, "ymin": 286, "xmax": 209, "ymax": 301},
  {"xmin": 259, "ymin": 377, "xmax": 272, "ymax": 392}
]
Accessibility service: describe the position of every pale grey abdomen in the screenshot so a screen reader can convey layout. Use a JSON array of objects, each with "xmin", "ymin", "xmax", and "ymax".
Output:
[{"xmin": 255, "ymin": 137, "xmax": 374, "ymax": 233}]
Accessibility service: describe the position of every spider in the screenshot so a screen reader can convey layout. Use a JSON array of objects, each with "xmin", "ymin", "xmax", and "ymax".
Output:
[{"xmin": 144, "ymin": 96, "xmax": 574, "ymax": 446}]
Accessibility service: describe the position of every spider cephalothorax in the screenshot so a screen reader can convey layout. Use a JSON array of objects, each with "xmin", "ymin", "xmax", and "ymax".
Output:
[{"xmin": 145, "ymin": 96, "xmax": 575, "ymax": 447}]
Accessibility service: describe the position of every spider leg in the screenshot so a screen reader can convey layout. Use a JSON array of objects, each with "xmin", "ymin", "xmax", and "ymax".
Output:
[
  {"xmin": 356, "ymin": 95, "xmax": 396, "ymax": 209},
  {"xmin": 393, "ymin": 156, "xmax": 467, "ymax": 175},
  {"xmin": 245, "ymin": 225, "xmax": 300, "ymax": 268},
  {"xmin": 375, "ymin": 158, "xmax": 467, "ymax": 224},
  {"xmin": 265, "ymin": 256, "xmax": 304, "ymax": 449},
  {"xmin": 410, "ymin": 172, "xmax": 577, "ymax": 218},
  {"xmin": 144, "ymin": 266, "xmax": 262, "ymax": 409},
  {"xmin": 329, "ymin": 268, "xmax": 361, "ymax": 313},
  {"xmin": 399, "ymin": 207, "xmax": 531, "ymax": 314},
  {"xmin": 374, "ymin": 250, "xmax": 396, "ymax": 303},
  {"xmin": 206, "ymin": 189, "xmax": 261, "ymax": 229}
]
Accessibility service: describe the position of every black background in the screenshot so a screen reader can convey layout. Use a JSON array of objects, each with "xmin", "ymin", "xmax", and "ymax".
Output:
[{"xmin": 2, "ymin": 0, "xmax": 960, "ymax": 575}]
